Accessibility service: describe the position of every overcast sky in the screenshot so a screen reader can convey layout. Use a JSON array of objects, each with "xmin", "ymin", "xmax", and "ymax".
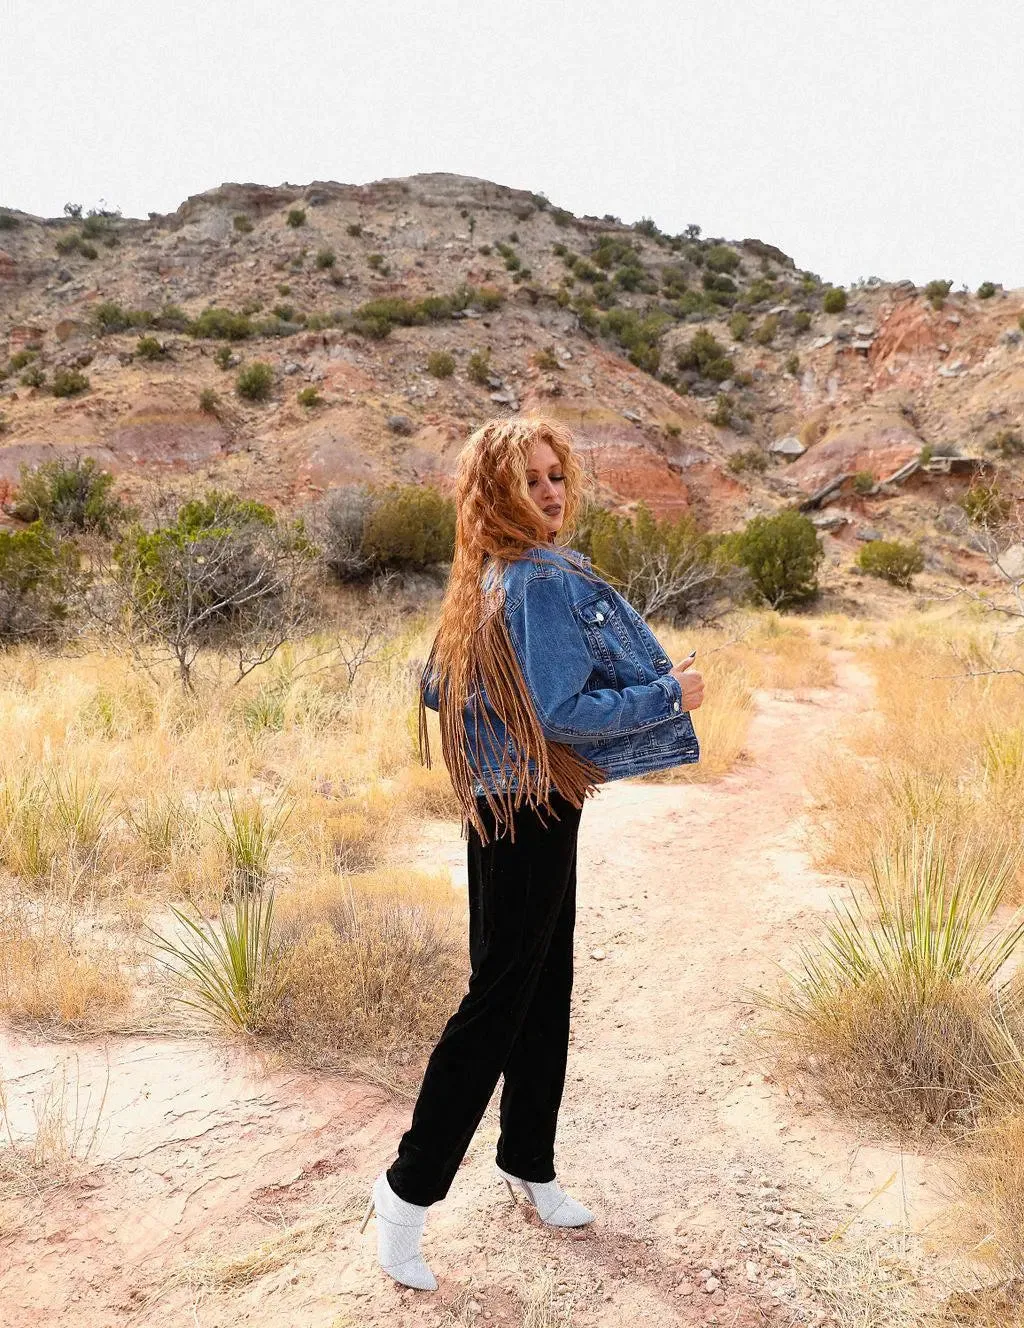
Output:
[{"xmin": 3, "ymin": 0, "xmax": 1022, "ymax": 290}]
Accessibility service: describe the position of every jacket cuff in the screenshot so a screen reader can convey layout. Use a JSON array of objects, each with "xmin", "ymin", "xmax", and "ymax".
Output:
[{"xmin": 653, "ymin": 673, "xmax": 684, "ymax": 716}]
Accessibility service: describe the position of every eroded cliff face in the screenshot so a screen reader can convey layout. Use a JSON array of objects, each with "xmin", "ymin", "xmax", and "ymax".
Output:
[{"xmin": 0, "ymin": 174, "xmax": 1021, "ymax": 578}]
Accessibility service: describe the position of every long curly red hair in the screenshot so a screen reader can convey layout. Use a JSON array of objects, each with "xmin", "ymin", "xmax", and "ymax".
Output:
[{"xmin": 422, "ymin": 415, "xmax": 601, "ymax": 840}]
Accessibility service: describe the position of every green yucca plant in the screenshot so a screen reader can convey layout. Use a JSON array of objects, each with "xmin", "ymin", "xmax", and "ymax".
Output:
[
  {"xmin": 764, "ymin": 827, "xmax": 1024, "ymax": 1129},
  {"xmin": 145, "ymin": 884, "xmax": 288, "ymax": 1032},
  {"xmin": 211, "ymin": 792, "xmax": 292, "ymax": 894}
]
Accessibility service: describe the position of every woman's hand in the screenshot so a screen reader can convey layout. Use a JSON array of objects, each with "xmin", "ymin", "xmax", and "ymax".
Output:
[{"xmin": 669, "ymin": 653, "xmax": 705, "ymax": 711}]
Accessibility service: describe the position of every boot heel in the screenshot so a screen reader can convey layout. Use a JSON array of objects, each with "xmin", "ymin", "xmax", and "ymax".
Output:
[
  {"xmin": 359, "ymin": 1195, "xmax": 375, "ymax": 1234},
  {"xmin": 503, "ymin": 1178, "xmax": 517, "ymax": 1203}
]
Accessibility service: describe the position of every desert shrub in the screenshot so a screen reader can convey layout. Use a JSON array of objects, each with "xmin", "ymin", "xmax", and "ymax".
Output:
[
  {"xmin": 705, "ymin": 244, "xmax": 740, "ymax": 273},
  {"xmin": 20, "ymin": 365, "xmax": 46, "ymax": 389},
  {"xmin": 190, "ymin": 307, "xmax": 253, "ymax": 340},
  {"xmin": 0, "ymin": 212, "xmax": 18, "ymax": 230},
  {"xmin": 856, "ymin": 539, "xmax": 924, "ymax": 587},
  {"xmin": 107, "ymin": 491, "xmax": 315, "ymax": 690},
  {"xmin": 711, "ymin": 394, "xmax": 732, "ymax": 427},
  {"xmin": 0, "ymin": 523, "xmax": 81, "ymax": 644},
  {"xmin": 960, "ymin": 483, "xmax": 1011, "ymax": 527},
  {"xmin": 233, "ymin": 214, "xmax": 253, "ymax": 233},
  {"xmin": 784, "ymin": 353, "xmax": 800, "ymax": 375},
  {"xmin": 51, "ymin": 368, "xmax": 90, "ymax": 397},
  {"xmin": 213, "ymin": 345, "xmax": 233, "ymax": 370},
  {"xmin": 764, "ymin": 831, "xmax": 1024, "ymax": 1132},
  {"xmin": 603, "ymin": 308, "xmax": 670, "ymax": 373},
  {"xmin": 574, "ymin": 502, "xmax": 735, "ymax": 621},
  {"xmin": 236, "ymin": 362, "xmax": 274, "ymax": 402},
  {"xmin": 199, "ymin": 388, "xmax": 219, "ymax": 414},
  {"xmin": 793, "ymin": 309, "xmax": 812, "ymax": 332},
  {"xmin": 728, "ymin": 510, "xmax": 822, "ymax": 609},
  {"xmin": 312, "ymin": 247, "xmax": 335, "ymax": 270},
  {"xmin": 346, "ymin": 221, "xmax": 362, "ymax": 237},
  {"xmin": 822, "ymin": 287, "xmax": 848, "ymax": 313},
  {"xmin": 467, "ymin": 349, "xmax": 491, "ymax": 384},
  {"xmin": 675, "ymin": 328, "xmax": 734, "ymax": 381},
  {"xmin": 297, "ymin": 386, "xmax": 322, "ymax": 407},
  {"xmin": 532, "ymin": 347, "xmax": 560, "ymax": 371},
  {"xmin": 426, "ymin": 350, "xmax": 455, "ymax": 379},
  {"xmin": 13, "ymin": 456, "xmax": 128, "ymax": 536},
  {"xmin": 367, "ymin": 252, "xmax": 386, "ymax": 271},
  {"xmin": 475, "ymin": 286, "xmax": 504, "ymax": 312},
  {"xmin": 361, "ymin": 486, "xmax": 456, "ymax": 570},
  {"xmin": 135, "ymin": 335, "xmax": 165, "ymax": 360},
  {"xmin": 977, "ymin": 281, "xmax": 997, "ymax": 299},
  {"xmin": 727, "ymin": 448, "xmax": 768, "ymax": 475},
  {"xmin": 728, "ymin": 312, "xmax": 751, "ymax": 341},
  {"xmin": 925, "ymin": 279, "xmax": 953, "ymax": 309},
  {"xmin": 286, "ymin": 208, "xmax": 306, "ymax": 228},
  {"xmin": 754, "ymin": 314, "xmax": 780, "ymax": 345},
  {"xmin": 9, "ymin": 350, "xmax": 37, "ymax": 371},
  {"xmin": 853, "ymin": 470, "xmax": 875, "ymax": 495}
]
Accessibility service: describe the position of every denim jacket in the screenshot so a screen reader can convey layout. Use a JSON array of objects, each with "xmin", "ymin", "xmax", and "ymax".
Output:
[{"xmin": 423, "ymin": 544, "xmax": 700, "ymax": 791}]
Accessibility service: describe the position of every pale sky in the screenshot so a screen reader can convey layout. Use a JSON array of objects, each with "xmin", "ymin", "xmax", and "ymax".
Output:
[{"xmin": 3, "ymin": 0, "xmax": 1023, "ymax": 291}]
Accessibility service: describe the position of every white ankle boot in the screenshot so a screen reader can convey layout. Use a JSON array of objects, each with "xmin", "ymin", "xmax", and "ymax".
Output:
[
  {"xmin": 360, "ymin": 1171, "xmax": 438, "ymax": 1291},
  {"xmin": 496, "ymin": 1165, "xmax": 595, "ymax": 1227}
]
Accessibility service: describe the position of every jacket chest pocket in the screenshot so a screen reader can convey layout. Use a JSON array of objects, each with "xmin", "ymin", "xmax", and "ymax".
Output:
[{"xmin": 576, "ymin": 595, "xmax": 645, "ymax": 683}]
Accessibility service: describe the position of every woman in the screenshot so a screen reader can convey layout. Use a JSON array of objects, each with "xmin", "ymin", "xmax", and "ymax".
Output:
[{"xmin": 360, "ymin": 416, "xmax": 704, "ymax": 1291}]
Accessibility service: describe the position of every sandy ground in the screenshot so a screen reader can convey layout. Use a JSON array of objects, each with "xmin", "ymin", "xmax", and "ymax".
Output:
[{"xmin": 0, "ymin": 653, "xmax": 952, "ymax": 1327}]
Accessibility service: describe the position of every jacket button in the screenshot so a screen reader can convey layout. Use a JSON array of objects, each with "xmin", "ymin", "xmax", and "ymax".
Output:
[
  {"xmin": 595, "ymin": 612, "xmax": 605, "ymax": 623},
  {"xmin": 672, "ymin": 701, "xmax": 680, "ymax": 712}
]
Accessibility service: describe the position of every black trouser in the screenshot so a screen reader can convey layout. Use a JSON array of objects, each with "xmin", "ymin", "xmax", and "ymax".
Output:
[{"xmin": 386, "ymin": 791, "xmax": 583, "ymax": 1207}]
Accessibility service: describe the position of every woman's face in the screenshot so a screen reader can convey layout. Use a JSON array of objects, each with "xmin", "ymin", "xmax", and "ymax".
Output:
[{"xmin": 525, "ymin": 440, "xmax": 566, "ymax": 538}]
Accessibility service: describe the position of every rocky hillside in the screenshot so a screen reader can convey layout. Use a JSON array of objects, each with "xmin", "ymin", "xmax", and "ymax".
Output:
[{"xmin": 1, "ymin": 173, "xmax": 1022, "ymax": 587}]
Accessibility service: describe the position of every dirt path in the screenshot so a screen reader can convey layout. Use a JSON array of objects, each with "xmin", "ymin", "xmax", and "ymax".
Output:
[{"xmin": 0, "ymin": 654, "xmax": 949, "ymax": 1327}]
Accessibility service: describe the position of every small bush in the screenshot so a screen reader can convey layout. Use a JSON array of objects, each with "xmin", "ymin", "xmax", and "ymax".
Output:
[
  {"xmin": 13, "ymin": 455, "xmax": 128, "ymax": 536},
  {"xmin": 960, "ymin": 483, "xmax": 1011, "ymax": 527},
  {"xmin": 236, "ymin": 362, "xmax": 274, "ymax": 402},
  {"xmin": 728, "ymin": 312, "xmax": 751, "ymax": 341},
  {"xmin": 367, "ymin": 252, "xmax": 386, "ymax": 271},
  {"xmin": 727, "ymin": 448, "xmax": 768, "ymax": 475},
  {"xmin": 214, "ymin": 345, "xmax": 233, "ymax": 370},
  {"xmin": 924, "ymin": 279, "xmax": 953, "ymax": 310},
  {"xmin": 853, "ymin": 470, "xmax": 875, "ymax": 495},
  {"xmin": 822, "ymin": 287, "xmax": 847, "ymax": 313},
  {"xmin": 0, "ymin": 523, "xmax": 80, "ymax": 644},
  {"xmin": 361, "ymin": 486, "xmax": 456, "ymax": 570},
  {"xmin": 233, "ymin": 215, "xmax": 254, "ymax": 233},
  {"xmin": 467, "ymin": 349, "xmax": 492, "ymax": 385},
  {"xmin": 51, "ymin": 368, "xmax": 90, "ymax": 397},
  {"xmin": 9, "ymin": 350, "xmax": 37, "ymax": 371},
  {"xmin": 675, "ymin": 329, "xmax": 734, "ymax": 381},
  {"xmin": 793, "ymin": 309, "xmax": 812, "ymax": 332},
  {"xmin": 426, "ymin": 350, "xmax": 455, "ymax": 379},
  {"xmin": 135, "ymin": 335, "xmax": 166, "ymax": 360},
  {"xmin": 532, "ymin": 347, "xmax": 560, "ymax": 371},
  {"xmin": 190, "ymin": 307, "xmax": 253, "ymax": 341},
  {"xmin": 20, "ymin": 365, "xmax": 46, "ymax": 389},
  {"xmin": 476, "ymin": 286, "xmax": 504, "ymax": 312},
  {"xmin": 297, "ymin": 386, "xmax": 323, "ymax": 407},
  {"xmin": 286, "ymin": 208, "xmax": 306, "ymax": 228},
  {"xmin": 785, "ymin": 353, "xmax": 800, "ymax": 375},
  {"xmin": 754, "ymin": 315, "xmax": 780, "ymax": 346},
  {"xmin": 711, "ymin": 394, "xmax": 732, "ymax": 427},
  {"xmin": 977, "ymin": 281, "xmax": 997, "ymax": 299},
  {"xmin": 728, "ymin": 510, "xmax": 822, "ymax": 609},
  {"xmin": 705, "ymin": 245, "xmax": 740, "ymax": 273},
  {"xmin": 346, "ymin": 222, "xmax": 363, "ymax": 237},
  {"xmin": 856, "ymin": 539, "xmax": 924, "ymax": 587},
  {"xmin": 199, "ymin": 388, "xmax": 219, "ymax": 414},
  {"xmin": 0, "ymin": 212, "xmax": 18, "ymax": 230},
  {"xmin": 316, "ymin": 248, "xmax": 336, "ymax": 269},
  {"xmin": 574, "ymin": 501, "xmax": 734, "ymax": 621}
]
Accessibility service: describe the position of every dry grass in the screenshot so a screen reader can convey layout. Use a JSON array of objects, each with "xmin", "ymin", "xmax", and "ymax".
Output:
[
  {"xmin": 807, "ymin": 615, "xmax": 1024, "ymax": 898},
  {"xmin": 0, "ymin": 895, "xmax": 132, "ymax": 1033},
  {"xmin": 268, "ymin": 868, "xmax": 463, "ymax": 1083},
  {"xmin": 0, "ymin": 1056, "xmax": 108, "ymax": 1199}
]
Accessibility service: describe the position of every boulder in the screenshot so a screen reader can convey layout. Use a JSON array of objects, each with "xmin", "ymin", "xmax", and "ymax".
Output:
[
  {"xmin": 997, "ymin": 544, "xmax": 1024, "ymax": 582},
  {"xmin": 769, "ymin": 435, "xmax": 805, "ymax": 458},
  {"xmin": 386, "ymin": 414, "xmax": 415, "ymax": 435}
]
